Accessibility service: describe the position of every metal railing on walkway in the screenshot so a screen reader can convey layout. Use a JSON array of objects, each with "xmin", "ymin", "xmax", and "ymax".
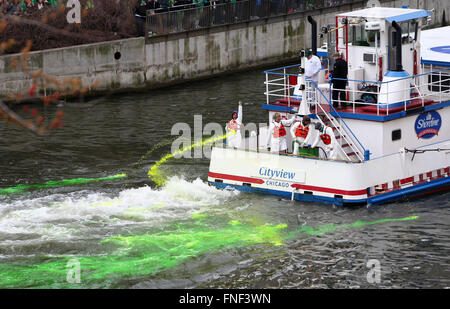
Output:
[{"xmin": 146, "ymin": 0, "xmax": 362, "ymax": 36}]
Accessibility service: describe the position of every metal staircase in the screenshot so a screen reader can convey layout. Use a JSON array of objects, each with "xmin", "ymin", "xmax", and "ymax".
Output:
[{"xmin": 306, "ymin": 83, "xmax": 366, "ymax": 162}]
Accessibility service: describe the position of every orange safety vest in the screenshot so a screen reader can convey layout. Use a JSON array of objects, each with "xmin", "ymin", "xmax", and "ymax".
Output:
[
  {"xmin": 273, "ymin": 124, "xmax": 287, "ymax": 138},
  {"xmin": 320, "ymin": 131, "xmax": 332, "ymax": 145},
  {"xmin": 228, "ymin": 120, "xmax": 239, "ymax": 131},
  {"xmin": 295, "ymin": 125, "xmax": 309, "ymax": 138}
]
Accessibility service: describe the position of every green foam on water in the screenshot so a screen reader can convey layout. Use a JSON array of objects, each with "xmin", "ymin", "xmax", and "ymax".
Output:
[
  {"xmin": 287, "ymin": 215, "xmax": 420, "ymax": 237},
  {"xmin": 191, "ymin": 212, "xmax": 208, "ymax": 220},
  {"xmin": 0, "ymin": 220, "xmax": 286, "ymax": 288},
  {"xmin": 0, "ymin": 174, "xmax": 127, "ymax": 195},
  {"xmin": 0, "ymin": 215, "xmax": 419, "ymax": 288}
]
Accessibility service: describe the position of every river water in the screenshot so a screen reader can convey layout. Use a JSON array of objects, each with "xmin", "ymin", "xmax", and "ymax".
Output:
[{"xmin": 0, "ymin": 68, "xmax": 449, "ymax": 289}]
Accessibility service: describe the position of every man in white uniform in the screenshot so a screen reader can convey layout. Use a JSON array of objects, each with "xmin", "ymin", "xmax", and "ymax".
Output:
[
  {"xmin": 307, "ymin": 122, "xmax": 340, "ymax": 160},
  {"xmin": 225, "ymin": 101, "xmax": 243, "ymax": 148},
  {"xmin": 266, "ymin": 112, "xmax": 296, "ymax": 154},
  {"xmin": 290, "ymin": 115, "xmax": 313, "ymax": 155},
  {"xmin": 304, "ymin": 50, "xmax": 322, "ymax": 104}
]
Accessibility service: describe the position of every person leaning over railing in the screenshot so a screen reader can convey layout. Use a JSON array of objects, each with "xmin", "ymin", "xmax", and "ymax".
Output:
[
  {"xmin": 36, "ymin": 0, "xmax": 52, "ymax": 10},
  {"xmin": 193, "ymin": 0, "xmax": 208, "ymax": 7},
  {"xmin": 20, "ymin": 0, "xmax": 57, "ymax": 10},
  {"xmin": 0, "ymin": 0, "xmax": 17, "ymax": 15},
  {"xmin": 135, "ymin": 0, "xmax": 161, "ymax": 36}
]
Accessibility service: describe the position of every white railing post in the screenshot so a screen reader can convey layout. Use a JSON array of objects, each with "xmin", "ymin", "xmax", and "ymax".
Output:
[
  {"xmin": 422, "ymin": 75, "xmax": 425, "ymax": 107},
  {"xmin": 386, "ymin": 81, "xmax": 389, "ymax": 116},
  {"xmin": 266, "ymin": 73, "xmax": 269, "ymax": 105},
  {"xmin": 352, "ymin": 82, "xmax": 355, "ymax": 114},
  {"xmin": 404, "ymin": 89, "xmax": 407, "ymax": 111}
]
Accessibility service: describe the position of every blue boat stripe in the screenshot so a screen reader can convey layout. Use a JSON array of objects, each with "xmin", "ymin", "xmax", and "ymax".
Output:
[
  {"xmin": 262, "ymin": 104, "xmax": 295, "ymax": 113},
  {"xmin": 210, "ymin": 175, "xmax": 450, "ymax": 206},
  {"xmin": 421, "ymin": 59, "xmax": 450, "ymax": 67}
]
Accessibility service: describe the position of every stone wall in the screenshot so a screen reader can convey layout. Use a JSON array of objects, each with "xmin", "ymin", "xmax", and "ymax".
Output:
[{"xmin": 0, "ymin": 0, "xmax": 448, "ymax": 98}]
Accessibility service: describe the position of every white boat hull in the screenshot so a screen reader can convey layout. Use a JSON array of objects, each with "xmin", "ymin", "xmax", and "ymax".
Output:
[{"xmin": 208, "ymin": 141, "xmax": 450, "ymax": 205}]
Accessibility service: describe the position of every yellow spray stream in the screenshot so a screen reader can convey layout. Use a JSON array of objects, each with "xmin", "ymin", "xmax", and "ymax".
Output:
[{"xmin": 148, "ymin": 132, "xmax": 235, "ymax": 186}]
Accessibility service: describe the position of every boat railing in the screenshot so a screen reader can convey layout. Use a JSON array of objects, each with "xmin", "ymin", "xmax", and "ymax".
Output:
[
  {"xmin": 264, "ymin": 65, "xmax": 450, "ymax": 116},
  {"xmin": 264, "ymin": 64, "xmax": 303, "ymax": 107},
  {"xmin": 330, "ymin": 66, "xmax": 450, "ymax": 115}
]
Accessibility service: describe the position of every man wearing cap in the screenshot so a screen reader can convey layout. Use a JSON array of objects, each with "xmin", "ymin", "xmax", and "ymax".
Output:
[
  {"xmin": 331, "ymin": 53, "xmax": 348, "ymax": 109},
  {"xmin": 305, "ymin": 50, "xmax": 322, "ymax": 84},
  {"xmin": 290, "ymin": 115, "xmax": 312, "ymax": 155},
  {"xmin": 304, "ymin": 50, "xmax": 322, "ymax": 104}
]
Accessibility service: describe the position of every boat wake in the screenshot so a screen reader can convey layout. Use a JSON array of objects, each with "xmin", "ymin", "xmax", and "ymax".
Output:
[{"xmin": 0, "ymin": 176, "xmax": 240, "ymax": 247}]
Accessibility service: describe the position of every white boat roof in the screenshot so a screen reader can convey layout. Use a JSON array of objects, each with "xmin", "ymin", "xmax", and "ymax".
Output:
[
  {"xmin": 338, "ymin": 7, "xmax": 430, "ymax": 23},
  {"xmin": 421, "ymin": 26, "xmax": 450, "ymax": 67}
]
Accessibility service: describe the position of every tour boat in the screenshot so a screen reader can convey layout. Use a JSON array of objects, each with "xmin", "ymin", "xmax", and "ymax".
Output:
[{"xmin": 208, "ymin": 6, "xmax": 450, "ymax": 206}]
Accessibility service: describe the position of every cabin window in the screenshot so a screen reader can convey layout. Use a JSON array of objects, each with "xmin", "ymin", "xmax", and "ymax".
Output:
[
  {"xmin": 389, "ymin": 21, "xmax": 418, "ymax": 71},
  {"xmin": 392, "ymin": 129, "xmax": 401, "ymax": 141},
  {"xmin": 428, "ymin": 72, "xmax": 450, "ymax": 92},
  {"xmin": 405, "ymin": 21, "xmax": 419, "ymax": 43},
  {"xmin": 350, "ymin": 25, "xmax": 370, "ymax": 47},
  {"xmin": 392, "ymin": 21, "xmax": 418, "ymax": 46},
  {"xmin": 367, "ymin": 31, "xmax": 381, "ymax": 47}
]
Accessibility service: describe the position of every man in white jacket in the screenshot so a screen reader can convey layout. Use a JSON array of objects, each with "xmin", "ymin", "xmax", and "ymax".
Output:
[
  {"xmin": 266, "ymin": 112, "xmax": 296, "ymax": 154},
  {"xmin": 225, "ymin": 101, "xmax": 243, "ymax": 148},
  {"xmin": 304, "ymin": 50, "xmax": 322, "ymax": 104},
  {"xmin": 307, "ymin": 122, "xmax": 340, "ymax": 160},
  {"xmin": 305, "ymin": 50, "xmax": 322, "ymax": 84}
]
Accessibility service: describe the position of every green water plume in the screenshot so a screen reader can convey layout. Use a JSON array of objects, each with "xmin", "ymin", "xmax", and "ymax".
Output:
[
  {"xmin": 148, "ymin": 133, "xmax": 234, "ymax": 187},
  {"xmin": 0, "ymin": 173, "xmax": 127, "ymax": 195},
  {"xmin": 0, "ymin": 215, "xmax": 419, "ymax": 288}
]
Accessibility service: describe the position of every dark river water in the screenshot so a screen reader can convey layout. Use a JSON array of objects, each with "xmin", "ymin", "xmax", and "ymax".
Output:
[{"xmin": 0, "ymin": 67, "xmax": 449, "ymax": 289}]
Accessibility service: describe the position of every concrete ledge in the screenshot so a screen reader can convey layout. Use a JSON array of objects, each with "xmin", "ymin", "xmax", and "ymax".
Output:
[{"xmin": 0, "ymin": 0, "xmax": 447, "ymax": 100}]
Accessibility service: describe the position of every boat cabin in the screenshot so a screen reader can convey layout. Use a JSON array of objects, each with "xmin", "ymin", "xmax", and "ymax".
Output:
[{"xmin": 260, "ymin": 6, "xmax": 450, "ymax": 161}]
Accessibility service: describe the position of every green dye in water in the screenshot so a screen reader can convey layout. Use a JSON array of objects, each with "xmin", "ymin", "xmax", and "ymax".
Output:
[
  {"xmin": 0, "ymin": 173, "xmax": 127, "ymax": 195},
  {"xmin": 287, "ymin": 215, "xmax": 420, "ymax": 237},
  {"xmin": 0, "ymin": 215, "xmax": 419, "ymax": 288},
  {"xmin": 0, "ymin": 219, "xmax": 285, "ymax": 288}
]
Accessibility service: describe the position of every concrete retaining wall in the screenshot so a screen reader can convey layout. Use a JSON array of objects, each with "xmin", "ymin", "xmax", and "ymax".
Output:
[{"xmin": 0, "ymin": 0, "xmax": 448, "ymax": 98}]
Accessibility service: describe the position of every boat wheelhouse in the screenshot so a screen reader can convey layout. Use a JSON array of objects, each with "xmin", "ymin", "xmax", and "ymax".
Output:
[{"xmin": 208, "ymin": 6, "xmax": 450, "ymax": 205}]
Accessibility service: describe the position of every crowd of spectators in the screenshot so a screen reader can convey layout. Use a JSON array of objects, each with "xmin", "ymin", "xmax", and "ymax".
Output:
[
  {"xmin": 0, "ymin": 0, "xmax": 60, "ymax": 15},
  {"xmin": 135, "ymin": 0, "xmax": 341, "ymax": 15},
  {"xmin": 1, "ymin": 0, "xmax": 136, "ymax": 54},
  {"xmin": 0, "ymin": 0, "xmax": 347, "ymax": 53}
]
